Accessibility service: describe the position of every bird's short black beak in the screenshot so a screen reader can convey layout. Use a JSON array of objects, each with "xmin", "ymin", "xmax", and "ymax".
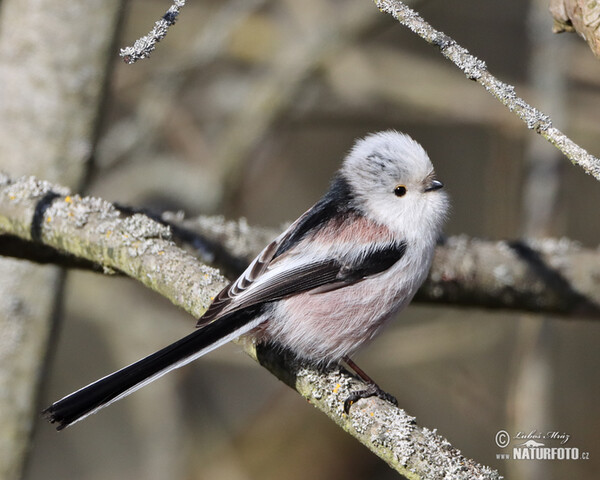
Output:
[{"xmin": 424, "ymin": 179, "xmax": 444, "ymax": 192}]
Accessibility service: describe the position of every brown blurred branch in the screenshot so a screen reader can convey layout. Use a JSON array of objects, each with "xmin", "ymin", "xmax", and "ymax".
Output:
[
  {"xmin": 0, "ymin": 173, "xmax": 504, "ymax": 479},
  {"xmin": 550, "ymin": 0, "xmax": 600, "ymax": 58},
  {"xmin": 373, "ymin": 0, "xmax": 600, "ymax": 181},
  {"xmin": 177, "ymin": 217, "xmax": 600, "ymax": 318}
]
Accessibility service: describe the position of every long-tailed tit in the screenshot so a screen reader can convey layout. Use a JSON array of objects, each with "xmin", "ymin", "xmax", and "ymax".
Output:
[{"xmin": 43, "ymin": 130, "xmax": 449, "ymax": 430}]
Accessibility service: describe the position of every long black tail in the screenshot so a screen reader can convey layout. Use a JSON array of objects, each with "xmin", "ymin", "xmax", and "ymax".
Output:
[{"xmin": 43, "ymin": 311, "xmax": 261, "ymax": 430}]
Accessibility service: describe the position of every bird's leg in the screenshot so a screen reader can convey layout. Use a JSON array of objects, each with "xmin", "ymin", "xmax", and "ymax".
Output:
[{"xmin": 342, "ymin": 356, "xmax": 398, "ymax": 414}]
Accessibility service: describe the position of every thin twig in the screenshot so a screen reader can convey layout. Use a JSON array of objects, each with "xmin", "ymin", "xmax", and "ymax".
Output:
[
  {"xmin": 373, "ymin": 0, "xmax": 600, "ymax": 181},
  {"xmin": 120, "ymin": 0, "xmax": 185, "ymax": 64}
]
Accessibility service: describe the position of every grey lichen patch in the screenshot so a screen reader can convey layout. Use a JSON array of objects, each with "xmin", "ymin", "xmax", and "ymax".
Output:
[
  {"xmin": 121, "ymin": 214, "xmax": 171, "ymax": 240},
  {"xmin": 518, "ymin": 103, "xmax": 552, "ymax": 131},
  {"xmin": 190, "ymin": 266, "xmax": 227, "ymax": 309},
  {"xmin": 45, "ymin": 194, "xmax": 120, "ymax": 229},
  {"xmin": 297, "ymin": 366, "xmax": 351, "ymax": 405},
  {"xmin": 1, "ymin": 176, "xmax": 70, "ymax": 203},
  {"xmin": 485, "ymin": 78, "xmax": 516, "ymax": 102},
  {"xmin": 431, "ymin": 31, "xmax": 453, "ymax": 49},
  {"xmin": 119, "ymin": 214, "xmax": 173, "ymax": 258},
  {"xmin": 370, "ymin": 407, "xmax": 416, "ymax": 463},
  {"xmin": 409, "ymin": 427, "xmax": 503, "ymax": 480},
  {"xmin": 444, "ymin": 44, "xmax": 486, "ymax": 80}
]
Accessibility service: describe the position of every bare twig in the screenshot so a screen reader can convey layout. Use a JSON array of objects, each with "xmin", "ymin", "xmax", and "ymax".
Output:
[
  {"xmin": 0, "ymin": 173, "xmax": 501, "ymax": 478},
  {"xmin": 120, "ymin": 0, "xmax": 185, "ymax": 64},
  {"xmin": 373, "ymin": 0, "xmax": 600, "ymax": 181}
]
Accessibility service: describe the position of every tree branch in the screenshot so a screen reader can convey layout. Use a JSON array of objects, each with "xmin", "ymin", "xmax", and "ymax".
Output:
[
  {"xmin": 373, "ymin": 0, "xmax": 600, "ymax": 181},
  {"xmin": 0, "ymin": 173, "xmax": 227, "ymax": 319},
  {"xmin": 2, "ymin": 174, "xmax": 599, "ymax": 318},
  {"xmin": 252, "ymin": 343, "xmax": 501, "ymax": 480},
  {"xmin": 0, "ymin": 173, "xmax": 502, "ymax": 478},
  {"xmin": 174, "ymin": 216, "xmax": 600, "ymax": 318}
]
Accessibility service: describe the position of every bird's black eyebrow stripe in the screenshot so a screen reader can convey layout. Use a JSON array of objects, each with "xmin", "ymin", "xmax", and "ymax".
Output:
[{"xmin": 274, "ymin": 174, "xmax": 356, "ymax": 258}]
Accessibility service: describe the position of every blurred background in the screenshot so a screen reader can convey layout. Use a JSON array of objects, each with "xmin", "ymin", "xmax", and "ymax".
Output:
[{"xmin": 15, "ymin": 0, "xmax": 600, "ymax": 479}]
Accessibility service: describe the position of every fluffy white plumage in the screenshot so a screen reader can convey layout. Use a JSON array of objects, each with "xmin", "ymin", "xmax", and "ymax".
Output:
[{"xmin": 253, "ymin": 130, "xmax": 449, "ymax": 361}]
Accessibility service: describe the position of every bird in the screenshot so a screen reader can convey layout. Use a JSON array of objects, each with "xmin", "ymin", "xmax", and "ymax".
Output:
[{"xmin": 43, "ymin": 130, "xmax": 449, "ymax": 430}]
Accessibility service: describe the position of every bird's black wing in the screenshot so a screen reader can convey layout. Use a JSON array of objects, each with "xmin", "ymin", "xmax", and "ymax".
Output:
[
  {"xmin": 198, "ymin": 175, "xmax": 359, "ymax": 326},
  {"xmin": 198, "ymin": 240, "xmax": 407, "ymax": 326}
]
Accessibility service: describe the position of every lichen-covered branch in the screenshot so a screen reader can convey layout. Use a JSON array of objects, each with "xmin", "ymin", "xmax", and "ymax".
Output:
[
  {"xmin": 120, "ymin": 0, "xmax": 185, "ymax": 64},
  {"xmin": 2, "ymin": 176, "xmax": 599, "ymax": 319},
  {"xmin": 0, "ymin": 173, "xmax": 226, "ymax": 319},
  {"xmin": 0, "ymin": 173, "xmax": 501, "ymax": 478},
  {"xmin": 174, "ymin": 216, "xmax": 600, "ymax": 318},
  {"xmin": 420, "ymin": 236, "xmax": 600, "ymax": 316},
  {"xmin": 248, "ymin": 343, "xmax": 501, "ymax": 480},
  {"xmin": 373, "ymin": 0, "xmax": 600, "ymax": 181}
]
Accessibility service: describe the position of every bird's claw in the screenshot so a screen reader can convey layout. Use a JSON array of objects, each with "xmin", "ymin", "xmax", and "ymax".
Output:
[{"xmin": 343, "ymin": 384, "xmax": 398, "ymax": 414}]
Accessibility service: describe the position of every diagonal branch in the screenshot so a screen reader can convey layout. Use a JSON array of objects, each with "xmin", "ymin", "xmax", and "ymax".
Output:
[
  {"xmin": 0, "ymin": 173, "xmax": 502, "ymax": 478},
  {"xmin": 373, "ymin": 0, "xmax": 600, "ymax": 181},
  {"xmin": 0, "ymin": 173, "xmax": 227, "ymax": 319}
]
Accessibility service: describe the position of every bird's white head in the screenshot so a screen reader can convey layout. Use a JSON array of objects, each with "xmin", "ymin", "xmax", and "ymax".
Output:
[{"xmin": 341, "ymin": 130, "xmax": 449, "ymax": 243}]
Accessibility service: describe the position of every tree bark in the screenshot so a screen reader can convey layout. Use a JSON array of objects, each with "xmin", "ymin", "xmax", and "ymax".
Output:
[{"xmin": 0, "ymin": 1, "xmax": 122, "ymax": 479}]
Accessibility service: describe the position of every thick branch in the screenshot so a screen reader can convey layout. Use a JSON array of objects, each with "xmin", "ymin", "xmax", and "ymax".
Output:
[
  {"xmin": 419, "ymin": 236, "xmax": 600, "ymax": 316},
  {"xmin": 249, "ymin": 343, "xmax": 501, "ymax": 480},
  {"xmin": 2, "ymin": 176, "xmax": 599, "ymax": 318},
  {"xmin": 374, "ymin": 0, "xmax": 600, "ymax": 181},
  {"xmin": 175, "ymin": 217, "xmax": 600, "ymax": 318},
  {"xmin": 0, "ymin": 173, "xmax": 500, "ymax": 478},
  {"xmin": 0, "ymin": 173, "xmax": 227, "ymax": 319}
]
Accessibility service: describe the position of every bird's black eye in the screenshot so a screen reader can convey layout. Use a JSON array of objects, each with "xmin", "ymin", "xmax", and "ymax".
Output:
[{"xmin": 394, "ymin": 185, "xmax": 407, "ymax": 197}]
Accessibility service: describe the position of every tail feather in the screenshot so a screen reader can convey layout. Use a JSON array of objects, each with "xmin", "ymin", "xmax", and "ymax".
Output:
[{"xmin": 43, "ymin": 310, "xmax": 263, "ymax": 430}]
